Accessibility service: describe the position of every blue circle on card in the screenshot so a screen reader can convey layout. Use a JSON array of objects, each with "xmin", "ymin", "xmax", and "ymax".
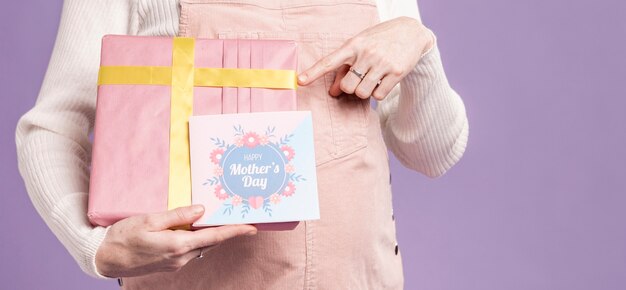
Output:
[{"xmin": 220, "ymin": 144, "xmax": 287, "ymax": 198}]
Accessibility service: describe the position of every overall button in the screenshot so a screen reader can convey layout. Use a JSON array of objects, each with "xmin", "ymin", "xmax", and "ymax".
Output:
[
  {"xmin": 394, "ymin": 243, "xmax": 399, "ymax": 255},
  {"xmin": 118, "ymin": 278, "xmax": 123, "ymax": 286}
]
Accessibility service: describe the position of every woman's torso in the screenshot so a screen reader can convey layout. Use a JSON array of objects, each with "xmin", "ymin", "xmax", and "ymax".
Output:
[{"xmin": 123, "ymin": 0, "xmax": 403, "ymax": 289}]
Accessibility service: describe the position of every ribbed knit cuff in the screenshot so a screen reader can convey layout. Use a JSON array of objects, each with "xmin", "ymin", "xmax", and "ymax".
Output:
[
  {"xmin": 396, "ymin": 44, "xmax": 442, "ymax": 124},
  {"xmin": 378, "ymin": 37, "xmax": 469, "ymax": 177},
  {"xmin": 16, "ymin": 131, "xmax": 114, "ymax": 280},
  {"xmin": 83, "ymin": 226, "xmax": 112, "ymax": 279}
]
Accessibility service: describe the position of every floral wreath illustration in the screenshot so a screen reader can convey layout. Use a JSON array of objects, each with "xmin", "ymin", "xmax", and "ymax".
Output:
[{"xmin": 203, "ymin": 125, "xmax": 306, "ymax": 218}]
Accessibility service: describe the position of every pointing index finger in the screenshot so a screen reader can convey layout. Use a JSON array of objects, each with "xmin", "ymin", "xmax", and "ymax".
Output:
[{"xmin": 298, "ymin": 46, "xmax": 353, "ymax": 86}]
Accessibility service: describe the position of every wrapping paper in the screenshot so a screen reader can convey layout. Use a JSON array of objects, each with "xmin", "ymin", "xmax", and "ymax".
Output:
[{"xmin": 88, "ymin": 35, "xmax": 298, "ymax": 227}]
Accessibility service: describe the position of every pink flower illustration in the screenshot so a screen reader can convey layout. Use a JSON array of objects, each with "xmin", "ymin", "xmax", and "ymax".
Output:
[
  {"xmin": 285, "ymin": 163, "xmax": 295, "ymax": 173},
  {"xmin": 213, "ymin": 166, "xmax": 224, "ymax": 176},
  {"xmin": 234, "ymin": 137, "xmax": 244, "ymax": 147},
  {"xmin": 270, "ymin": 193, "xmax": 281, "ymax": 204},
  {"xmin": 259, "ymin": 135, "xmax": 269, "ymax": 145},
  {"xmin": 281, "ymin": 145, "xmax": 295, "ymax": 161},
  {"xmin": 231, "ymin": 195, "xmax": 242, "ymax": 206},
  {"xmin": 214, "ymin": 185, "xmax": 229, "ymax": 200},
  {"xmin": 242, "ymin": 132, "xmax": 260, "ymax": 148},
  {"xmin": 282, "ymin": 182, "xmax": 296, "ymax": 197},
  {"xmin": 210, "ymin": 148, "xmax": 225, "ymax": 164}
]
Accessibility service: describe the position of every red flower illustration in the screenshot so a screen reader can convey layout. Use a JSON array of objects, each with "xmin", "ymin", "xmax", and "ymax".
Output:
[
  {"xmin": 210, "ymin": 148, "xmax": 225, "ymax": 164},
  {"xmin": 280, "ymin": 145, "xmax": 295, "ymax": 161},
  {"xmin": 282, "ymin": 182, "xmax": 296, "ymax": 197},
  {"xmin": 242, "ymin": 132, "xmax": 260, "ymax": 148},
  {"xmin": 214, "ymin": 185, "xmax": 229, "ymax": 200}
]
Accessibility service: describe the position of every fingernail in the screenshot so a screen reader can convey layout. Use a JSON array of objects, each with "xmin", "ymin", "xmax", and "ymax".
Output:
[
  {"xmin": 246, "ymin": 229, "xmax": 258, "ymax": 236},
  {"xmin": 191, "ymin": 205, "xmax": 204, "ymax": 215},
  {"xmin": 298, "ymin": 74, "xmax": 308, "ymax": 83}
]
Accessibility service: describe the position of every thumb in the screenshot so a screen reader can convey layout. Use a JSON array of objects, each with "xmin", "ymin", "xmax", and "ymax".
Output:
[{"xmin": 145, "ymin": 205, "xmax": 205, "ymax": 231}]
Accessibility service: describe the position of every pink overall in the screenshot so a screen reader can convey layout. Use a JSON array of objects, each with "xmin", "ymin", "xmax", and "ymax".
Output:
[{"xmin": 123, "ymin": 0, "xmax": 403, "ymax": 288}]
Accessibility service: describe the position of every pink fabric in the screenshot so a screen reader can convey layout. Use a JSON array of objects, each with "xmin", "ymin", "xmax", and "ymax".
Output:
[
  {"xmin": 122, "ymin": 0, "xmax": 404, "ymax": 289},
  {"xmin": 88, "ymin": 36, "xmax": 298, "ymax": 227}
]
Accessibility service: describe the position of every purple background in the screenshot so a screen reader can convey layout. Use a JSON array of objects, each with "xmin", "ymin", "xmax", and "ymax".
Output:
[{"xmin": 1, "ymin": 0, "xmax": 625, "ymax": 289}]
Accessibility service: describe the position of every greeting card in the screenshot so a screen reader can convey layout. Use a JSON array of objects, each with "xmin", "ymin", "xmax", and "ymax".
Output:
[{"xmin": 189, "ymin": 111, "xmax": 320, "ymax": 227}]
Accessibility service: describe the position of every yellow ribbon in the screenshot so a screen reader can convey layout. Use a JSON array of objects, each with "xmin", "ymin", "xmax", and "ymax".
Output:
[
  {"xmin": 97, "ymin": 66, "xmax": 171, "ymax": 86},
  {"xmin": 98, "ymin": 67, "xmax": 298, "ymax": 89},
  {"xmin": 167, "ymin": 37, "xmax": 195, "ymax": 211},
  {"xmin": 195, "ymin": 68, "xmax": 297, "ymax": 89},
  {"xmin": 97, "ymin": 37, "xmax": 297, "ymax": 212}
]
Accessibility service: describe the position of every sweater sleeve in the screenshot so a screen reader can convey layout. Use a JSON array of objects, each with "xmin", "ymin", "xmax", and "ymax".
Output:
[
  {"xmin": 15, "ymin": 0, "xmax": 131, "ymax": 278},
  {"xmin": 375, "ymin": 0, "xmax": 469, "ymax": 177}
]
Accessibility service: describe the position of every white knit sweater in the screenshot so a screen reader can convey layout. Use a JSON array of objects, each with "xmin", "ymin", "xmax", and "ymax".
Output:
[{"xmin": 15, "ymin": 0, "xmax": 468, "ymax": 278}]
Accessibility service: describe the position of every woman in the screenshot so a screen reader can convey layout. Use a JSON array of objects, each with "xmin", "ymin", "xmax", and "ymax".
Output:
[{"xmin": 16, "ymin": 0, "xmax": 468, "ymax": 289}]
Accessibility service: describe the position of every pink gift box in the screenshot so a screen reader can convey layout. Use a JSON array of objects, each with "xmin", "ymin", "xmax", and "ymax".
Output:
[{"xmin": 88, "ymin": 35, "xmax": 298, "ymax": 229}]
